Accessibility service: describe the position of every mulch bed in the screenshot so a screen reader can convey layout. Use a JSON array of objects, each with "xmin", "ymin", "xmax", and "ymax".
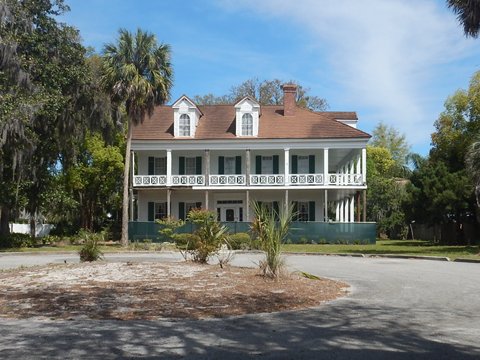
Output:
[{"xmin": 0, "ymin": 261, "xmax": 348, "ymax": 320}]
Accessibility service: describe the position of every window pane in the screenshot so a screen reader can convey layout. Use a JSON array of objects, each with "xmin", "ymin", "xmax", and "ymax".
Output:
[
  {"xmin": 242, "ymin": 113, "xmax": 253, "ymax": 136},
  {"xmin": 185, "ymin": 157, "xmax": 196, "ymax": 175},
  {"xmin": 262, "ymin": 156, "xmax": 273, "ymax": 174},
  {"xmin": 154, "ymin": 157, "xmax": 166, "ymax": 175},
  {"xmin": 298, "ymin": 202, "xmax": 309, "ymax": 222},
  {"xmin": 298, "ymin": 156, "xmax": 309, "ymax": 174},
  {"xmin": 179, "ymin": 114, "xmax": 190, "ymax": 136},
  {"xmin": 224, "ymin": 157, "xmax": 235, "ymax": 174},
  {"xmin": 155, "ymin": 202, "xmax": 167, "ymax": 220}
]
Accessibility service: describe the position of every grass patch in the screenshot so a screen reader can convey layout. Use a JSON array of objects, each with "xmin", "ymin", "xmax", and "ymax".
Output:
[
  {"xmin": 0, "ymin": 244, "xmax": 124, "ymax": 253},
  {"xmin": 282, "ymin": 240, "xmax": 480, "ymax": 260}
]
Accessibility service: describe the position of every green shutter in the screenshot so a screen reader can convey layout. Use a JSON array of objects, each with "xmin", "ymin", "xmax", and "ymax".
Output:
[
  {"xmin": 273, "ymin": 201, "xmax": 279, "ymax": 221},
  {"xmin": 148, "ymin": 157, "xmax": 155, "ymax": 175},
  {"xmin": 179, "ymin": 157, "xmax": 185, "ymax": 175},
  {"xmin": 292, "ymin": 201, "xmax": 298, "ymax": 221},
  {"xmin": 179, "ymin": 202, "xmax": 185, "ymax": 220},
  {"xmin": 196, "ymin": 156, "xmax": 202, "ymax": 175},
  {"xmin": 218, "ymin": 156, "xmax": 224, "ymax": 175},
  {"xmin": 273, "ymin": 155, "xmax": 279, "ymax": 174},
  {"xmin": 256, "ymin": 156, "xmax": 262, "ymax": 174},
  {"xmin": 292, "ymin": 155, "xmax": 298, "ymax": 174},
  {"xmin": 309, "ymin": 155, "xmax": 315, "ymax": 174},
  {"xmin": 148, "ymin": 202, "xmax": 154, "ymax": 221},
  {"xmin": 309, "ymin": 201, "xmax": 315, "ymax": 221},
  {"xmin": 235, "ymin": 156, "xmax": 242, "ymax": 174}
]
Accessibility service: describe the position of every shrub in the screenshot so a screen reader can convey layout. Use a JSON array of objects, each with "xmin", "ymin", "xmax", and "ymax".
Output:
[
  {"xmin": 78, "ymin": 231, "xmax": 104, "ymax": 262},
  {"xmin": 0, "ymin": 233, "xmax": 36, "ymax": 248},
  {"xmin": 228, "ymin": 232, "xmax": 252, "ymax": 250},
  {"xmin": 186, "ymin": 209, "xmax": 229, "ymax": 263},
  {"xmin": 251, "ymin": 201, "xmax": 294, "ymax": 278}
]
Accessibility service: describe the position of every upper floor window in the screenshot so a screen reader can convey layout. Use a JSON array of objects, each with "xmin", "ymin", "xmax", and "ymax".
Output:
[
  {"xmin": 241, "ymin": 113, "xmax": 253, "ymax": 136},
  {"xmin": 298, "ymin": 156, "xmax": 309, "ymax": 174},
  {"xmin": 154, "ymin": 157, "xmax": 166, "ymax": 175},
  {"xmin": 224, "ymin": 156, "xmax": 236, "ymax": 174},
  {"xmin": 262, "ymin": 156, "xmax": 273, "ymax": 174},
  {"xmin": 179, "ymin": 114, "xmax": 190, "ymax": 136}
]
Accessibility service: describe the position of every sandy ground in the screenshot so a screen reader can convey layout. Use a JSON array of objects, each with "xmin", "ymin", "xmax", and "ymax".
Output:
[{"xmin": 0, "ymin": 261, "xmax": 348, "ymax": 320}]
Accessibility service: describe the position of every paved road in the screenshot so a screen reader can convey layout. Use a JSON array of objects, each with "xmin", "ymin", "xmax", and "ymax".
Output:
[{"xmin": 0, "ymin": 252, "xmax": 479, "ymax": 359}]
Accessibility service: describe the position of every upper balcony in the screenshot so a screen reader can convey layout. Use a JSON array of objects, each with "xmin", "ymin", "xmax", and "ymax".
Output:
[{"xmin": 132, "ymin": 148, "xmax": 367, "ymax": 189}]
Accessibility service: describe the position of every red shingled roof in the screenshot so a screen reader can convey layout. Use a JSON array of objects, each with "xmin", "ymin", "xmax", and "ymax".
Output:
[{"xmin": 132, "ymin": 105, "xmax": 370, "ymax": 140}]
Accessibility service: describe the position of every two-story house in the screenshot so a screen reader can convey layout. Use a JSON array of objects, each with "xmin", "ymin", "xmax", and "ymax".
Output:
[{"xmin": 129, "ymin": 84, "xmax": 375, "ymax": 242}]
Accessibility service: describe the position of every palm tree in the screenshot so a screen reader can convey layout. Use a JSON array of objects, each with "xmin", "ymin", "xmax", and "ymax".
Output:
[
  {"xmin": 466, "ymin": 140, "xmax": 480, "ymax": 223},
  {"xmin": 447, "ymin": 0, "xmax": 480, "ymax": 37},
  {"xmin": 102, "ymin": 28, "xmax": 173, "ymax": 246}
]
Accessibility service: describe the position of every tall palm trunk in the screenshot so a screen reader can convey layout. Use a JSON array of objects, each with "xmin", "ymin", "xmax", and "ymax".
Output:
[{"xmin": 121, "ymin": 121, "xmax": 133, "ymax": 246}]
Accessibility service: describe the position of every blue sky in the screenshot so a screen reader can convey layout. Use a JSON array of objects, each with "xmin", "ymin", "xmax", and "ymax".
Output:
[{"xmin": 62, "ymin": 0, "xmax": 480, "ymax": 155}]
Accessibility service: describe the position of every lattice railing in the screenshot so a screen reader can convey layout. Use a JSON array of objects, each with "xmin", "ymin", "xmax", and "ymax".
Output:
[
  {"xmin": 133, "ymin": 175, "xmax": 167, "ymax": 187},
  {"xmin": 209, "ymin": 175, "xmax": 246, "ymax": 186},
  {"xmin": 249, "ymin": 174, "xmax": 285, "ymax": 185},
  {"xmin": 289, "ymin": 174, "xmax": 324, "ymax": 185},
  {"xmin": 327, "ymin": 173, "xmax": 363, "ymax": 185}
]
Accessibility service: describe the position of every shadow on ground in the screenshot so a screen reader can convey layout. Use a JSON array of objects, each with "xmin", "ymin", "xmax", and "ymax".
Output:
[{"xmin": 0, "ymin": 301, "xmax": 478, "ymax": 359}]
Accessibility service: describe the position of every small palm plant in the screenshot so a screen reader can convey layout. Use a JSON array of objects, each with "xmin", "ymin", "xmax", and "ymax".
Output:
[{"xmin": 251, "ymin": 201, "xmax": 294, "ymax": 278}]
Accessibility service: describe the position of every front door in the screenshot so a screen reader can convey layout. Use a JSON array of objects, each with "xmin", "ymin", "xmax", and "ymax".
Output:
[{"xmin": 225, "ymin": 208, "xmax": 235, "ymax": 222}]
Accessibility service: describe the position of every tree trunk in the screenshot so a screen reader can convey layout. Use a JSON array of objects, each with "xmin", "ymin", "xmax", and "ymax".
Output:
[
  {"xmin": 475, "ymin": 184, "xmax": 480, "ymax": 225},
  {"xmin": 0, "ymin": 206, "xmax": 11, "ymax": 238},
  {"xmin": 120, "ymin": 121, "xmax": 133, "ymax": 246},
  {"xmin": 30, "ymin": 216, "xmax": 36, "ymax": 240}
]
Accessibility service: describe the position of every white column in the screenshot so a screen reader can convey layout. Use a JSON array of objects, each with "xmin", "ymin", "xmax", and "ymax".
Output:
[
  {"xmin": 284, "ymin": 148, "xmax": 290, "ymax": 185},
  {"xmin": 324, "ymin": 189, "xmax": 328, "ymax": 222},
  {"xmin": 205, "ymin": 190, "xmax": 209, "ymax": 211},
  {"xmin": 335, "ymin": 201, "xmax": 340, "ymax": 221},
  {"xmin": 285, "ymin": 189, "xmax": 289, "ymax": 212},
  {"xmin": 356, "ymin": 154, "xmax": 361, "ymax": 174},
  {"xmin": 166, "ymin": 149, "xmax": 172, "ymax": 186},
  {"xmin": 339, "ymin": 200, "xmax": 344, "ymax": 222},
  {"xmin": 246, "ymin": 190, "xmax": 250, "ymax": 221},
  {"xmin": 344, "ymin": 197, "xmax": 349, "ymax": 222},
  {"xmin": 131, "ymin": 151, "xmax": 135, "ymax": 178},
  {"xmin": 350, "ymin": 195, "xmax": 355, "ymax": 223},
  {"xmin": 362, "ymin": 148, "xmax": 367, "ymax": 184},
  {"xmin": 323, "ymin": 148, "xmax": 329, "ymax": 184},
  {"xmin": 246, "ymin": 149, "xmax": 251, "ymax": 186},
  {"xmin": 205, "ymin": 149, "xmax": 210, "ymax": 186},
  {"xmin": 167, "ymin": 189, "xmax": 171, "ymax": 218}
]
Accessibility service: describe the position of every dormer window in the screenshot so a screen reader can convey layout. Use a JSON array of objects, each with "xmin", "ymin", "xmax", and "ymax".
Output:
[
  {"xmin": 235, "ymin": 96, "xmax": 260, "ymax": 137},
  {"xmin": 179, "ymin": 114, "xmax": 191, "ymax": 136},
  {"xmin": 172, "ymin": 95, "xmax": 202, "ymax": 138},
  {"xmin": 241, "ymin": 113, "xmax": 253, "ymax": 136}
]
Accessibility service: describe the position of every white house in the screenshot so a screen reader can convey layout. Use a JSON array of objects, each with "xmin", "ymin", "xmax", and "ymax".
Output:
[{"xmin": 129, "ymin": 84, "xmax": 372, "ymax": 241}]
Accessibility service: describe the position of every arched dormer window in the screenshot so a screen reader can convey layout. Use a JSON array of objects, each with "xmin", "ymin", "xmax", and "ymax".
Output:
[
  {"xmin": 179, "ymin": 114, "xmax": 190, "ymax": 136},
  {"xmin": 242, "ymin": 113, "xmax": 253, "ymax": 136}
]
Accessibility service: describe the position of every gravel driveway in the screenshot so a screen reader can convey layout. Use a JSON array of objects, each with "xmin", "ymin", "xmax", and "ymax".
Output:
[{"xmin": 0, "ymin": 252, "xmax": 479, "ymax": 359}]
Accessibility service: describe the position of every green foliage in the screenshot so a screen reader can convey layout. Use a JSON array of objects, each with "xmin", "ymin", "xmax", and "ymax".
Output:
[
  {"xmin": 186, "ymin": 209, "xmax": 229, "ymax": 263},
  {"xmin": 252, "ymin": 201, "xmax": 294, "ymax": 278},
  {"xmin": 228, "ymin": 232, "xmax": 253, "ymax": 250},
  {"xmin": 370, "ymin": 122, "xmax": 410, "ymax": 171},
  {"xmin": 157, "ymin": 217, "xmax": 185, "ymax": 243},
  {"xmin": 78, "ymin": 230, "xmax": 104, "ymax": 262},
  {"xmin": 0, "ymin": 233, "xmax": 36, "ymax": 249}
]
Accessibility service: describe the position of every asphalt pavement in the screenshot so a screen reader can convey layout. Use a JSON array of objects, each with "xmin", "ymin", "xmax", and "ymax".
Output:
[{"xmin": 0, "ymin": 252, "xmax": 479, "ymax": 359}]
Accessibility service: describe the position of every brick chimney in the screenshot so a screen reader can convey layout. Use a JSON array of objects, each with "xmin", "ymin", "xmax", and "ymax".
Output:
[{"xmin": 282, "ymin": 83, "xmax": 297, "ymax": 116}]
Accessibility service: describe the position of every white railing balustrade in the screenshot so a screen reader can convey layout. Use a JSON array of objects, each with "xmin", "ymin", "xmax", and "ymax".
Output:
[
  {"xmin": 249, "ymin": 174, "xmax": 284, "ymax": 186},
  {"xmin": 328, "ymin": 173, "xmax": 363, "ymax": 185},
  {"xmin": 209, "ymin": 175, "xmax": 246, "ymax": 186},
  {"xmin": 289, "ymin": 173, "xmax": 324, "ymax": 185},
  {"xmin": 171, "ymin": 175, "xmax": 205, "ymax": 186},
  {"xmin": 133, "ymin": 175, "xmax": 167, "ymax": 187}
]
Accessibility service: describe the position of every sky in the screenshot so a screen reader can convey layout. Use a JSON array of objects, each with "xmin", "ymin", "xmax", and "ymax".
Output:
[{"xmin": 61, "ymin": 0, "xmax": 480, "ymax": 155}]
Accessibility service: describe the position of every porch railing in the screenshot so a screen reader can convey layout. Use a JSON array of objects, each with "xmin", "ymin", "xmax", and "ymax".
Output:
[
  {"xmin": 133, "ymin": 175, "xmax": 167, "ymax": 187},
  {"xmin": 327, "ymin": 173, "xmax": 363, "ymax": 185},
  {"xmin": 171, "ymin": 175, "xmax": 205, "ymax": 186},
  {"xmin": 209, "ymin": 174, "xmax": 246, "ymax": 186},
  {"xmin": 289, "ymin": 173, "xmax": 324, "ymax": 186},
  {"xmin": 249, "ymin": 174, "xmax": 285, "ymax": 186}
]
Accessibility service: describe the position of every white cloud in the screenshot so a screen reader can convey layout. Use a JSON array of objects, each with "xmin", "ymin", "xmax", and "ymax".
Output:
[{"xmin": 219, "ymin": 0, "xmax": 480, "ymax": 147}]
